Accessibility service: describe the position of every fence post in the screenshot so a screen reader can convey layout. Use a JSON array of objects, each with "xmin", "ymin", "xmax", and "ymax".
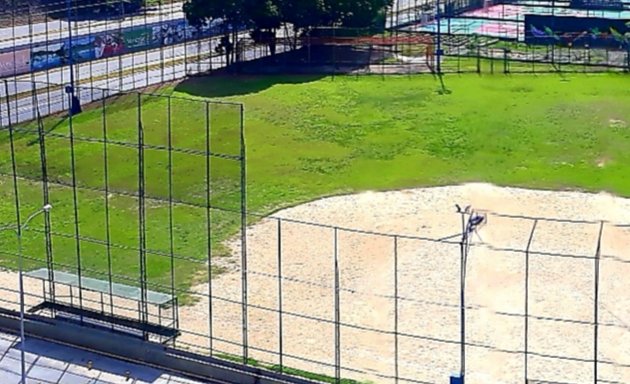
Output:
[
  {"xmin": 137, "ymin": 92, "xmax": 149, "ymax": 339},
  {"xmin": 277, "ymin": 218, "xmax": 284, "ymax": 372},
  {"xmin": 503, "ymin": 49, "xmax": 509, "ymax": 74},
  {"xmin": 393, "ymin": 235, "xmax": 399, "ymax": 384},
  {"xmin": 524, "ymin": 220, "xmax": 538, "ymax": 383},
  {"xmin": 334, "ymin": 227, "xmax": 341, "ymax": 384},
  {"xmin": 476, "ymin": 45, "xmax": 481, "ymax": 74},
  {"xmin": 240, "ymin": 104, "xmax": 248, "ymax": 365},
  {"xmin": 205, "ymin": 101, "xmax": 213, "ymax": 355},
  {"xmin": 102, "ymin": 93, "xmax": 116, "ymax": 323},
  {"xmin": 67, "ymin": 84, "xmax": 84, "ymax": 325},
  {"xmin": 458, "ymin": 211, "xmax": 468, "ymax": 380},
  {"xmin": 34, "ymin": 84, "xmax": 56, "ymax": 315},
  {"xmin": 593, "ymin": 222, "xmax": 604, "ymax": 384}
]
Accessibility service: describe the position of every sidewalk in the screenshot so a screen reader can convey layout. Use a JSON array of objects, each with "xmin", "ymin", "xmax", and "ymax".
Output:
[{"xmin": 0, "ymin": 331, "xmax": 204, "ymax": 384}]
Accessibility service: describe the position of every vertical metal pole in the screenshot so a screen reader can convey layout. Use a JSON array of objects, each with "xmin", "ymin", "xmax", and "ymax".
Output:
[
  {"xmin": 551, "ymin": 0, "xmax": 556, "ymax": 68},
  {"xmin": 334, "ymin": 228, "xmax": 341, "ymax": 384},
  {"xmin": 524, "ymin": 219, "xmax": 538, "ymax": 383},
  {"xmin": 137, "ymin": 93, "xmax": 148, "ymax": 338},
  {"xmin": 332, "ymin": 26, "xmax": 336, "ymax": 79},
  {"xmin": 17, "ymin": 232, "xmax": 26, "ymax": 384},
  {"xmin": 27, "ymin": 6, "xmax": 35, "ymax": 121},
  {"xmin": 10, "ymin": 0, "xmax": 17, "ymax": 81},
  {"xmin": 182, "ymin": 9, "xmax": 189, "ymax": 77},
  {"xmin": 130, "ymin": 6, "xmax": 137, "ymax": 89},
  {"xmin": 118, "ymin": 0, "xmax": 124, "ymax": 90},
  {"xmin": 205, "ymin": 101, "xmax": 213, "ymax": 355},
  {"xmin": 143, "ymin": 0, "xmax": 149, "ymax": 86},
  {"xmin": 196, "ymin": 27, "xmax": 202, "ymax": 74},
  {"xmin": 44, "ymin": 17, "xmax": 52, "ymax": 117},
  {"xmin": 104, "ymin": 0, "xmax": 111, "ymax": 88},
  {"xmin": 277, "ymin": 218, "xmax": 284, "ymax": 371},
  {"xmin": 102, "ymin": 93, "xmax": 115, "ymax": 319},
  {"xmin": 459, "ymin": 212, "xmax": 467, "ymax": 378},
  {"xmin": 34, "ymin": 87, "xmax": 56, "ymax": 311},
  {"xmin": 395, "ymin": 0, "xmax": 401, "ymax": 52},
  {"xmin": 594, "ymin": 221, "xmax": 604, "ymax": 384},
  {"xmin": 6, "ymin": 80, "xmax": 26, "ymax": 384},
  {"xmin": 67, "ymin": 85, "xmax": 83, "ymax": 324},
  {"xmin": 436, "ymin": 0, "xmax": 442, "ymax": 74},
  {"xmin": 240, "ymin": 104, "xmax": 248, "ymax": 364},
  {"xmin": 394, "ymin": 235, "xmax": 399, "ymax": 384},
  {"xmin": 159, "ymin": 0, "xmax": 165, "ymax": 82},
  {"xmin": 167, "ymin": 96, "xmax": 176, "ymax": 341},
  {"xmin": 66, "ymin": 0, "xmax": 76, "ymax": 99},
  {"xmin": 87, "ymin": 6, "xmax": 94, "ymax": 90}
]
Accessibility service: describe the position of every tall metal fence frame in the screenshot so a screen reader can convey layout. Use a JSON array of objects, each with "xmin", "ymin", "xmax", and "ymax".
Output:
[
  {"xmin": 0, "ymin": 0, "xmax": 277, "ymax": 95},
  {"xmin": 1, "ymin": 81, "xmax": 630, "ymax": 384}
]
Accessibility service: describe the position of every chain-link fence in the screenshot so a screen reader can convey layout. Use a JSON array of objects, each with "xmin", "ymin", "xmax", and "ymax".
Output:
[{"xmin": 1, "ymin": 81, "xmax": 630, "ymax": 384}]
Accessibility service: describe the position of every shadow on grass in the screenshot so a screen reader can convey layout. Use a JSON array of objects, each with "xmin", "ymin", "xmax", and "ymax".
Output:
[
  {"xmin": 175, "ymin": 44, "xmax": 395, "ymax": 99},
  {"xmin": 175, "ymin": 73, "xmax": 327, "ymax": 99}
]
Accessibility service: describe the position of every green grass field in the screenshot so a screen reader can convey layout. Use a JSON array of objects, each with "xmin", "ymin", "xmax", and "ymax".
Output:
[{"xmin": 1, "ymin": 73, "xmax": 630, "ymax": 295}]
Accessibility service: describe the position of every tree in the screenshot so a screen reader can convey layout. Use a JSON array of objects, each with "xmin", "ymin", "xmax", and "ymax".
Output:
[
  {"xmin": 274, "ymin": 0, "xmax": 326, "ymax": 48},
  {"xmin": 183, "ymin": 0, "xmax": 245, "ymax": 65},
  {"xmin": 247, "ymin": 0, "xmax": 281, "ymax": 55},
  {"xmin": 334, "ymin": 0, "xmax": 392, "ymax": 28},
  {"xmin": 183, "ymin": 0, "xmax": 393, "ymax": 61}
]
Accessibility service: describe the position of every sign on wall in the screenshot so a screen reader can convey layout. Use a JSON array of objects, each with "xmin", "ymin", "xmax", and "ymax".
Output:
[
  {"xmin": 0, "ymin": 49, "xmax": 30, "ymax": 77},
  {"xmin": 525, "ymin": 15, "xmax": 630, "ymax": 49}
]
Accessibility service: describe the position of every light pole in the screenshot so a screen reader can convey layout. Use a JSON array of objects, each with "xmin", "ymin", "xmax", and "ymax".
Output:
[{"xmin": 1, "ymin": 204, "xmax": 53, "ymax": 384}]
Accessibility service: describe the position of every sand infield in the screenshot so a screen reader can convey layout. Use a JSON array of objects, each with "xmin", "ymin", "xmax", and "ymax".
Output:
[{"xmin": 5, "ymin": 183, "xmax": 630, "ymax": 383}]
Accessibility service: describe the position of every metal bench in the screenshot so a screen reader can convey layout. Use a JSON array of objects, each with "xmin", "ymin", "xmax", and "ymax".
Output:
[{"xmin": 24, "ymin": 268, "xmax": 179, "ymax": 344}]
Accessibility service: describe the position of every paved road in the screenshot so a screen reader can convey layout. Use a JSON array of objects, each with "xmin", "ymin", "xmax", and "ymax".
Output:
[
  {"xmin": 0, "ymin": 2, "xmax": 186, "ymax": 51},
  {"xmin": 0, "ymin": 32, "xmax": 279, "ymax": 126}
]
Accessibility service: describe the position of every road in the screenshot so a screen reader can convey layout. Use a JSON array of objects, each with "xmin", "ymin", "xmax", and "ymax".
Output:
[
  {"xmin": 0, "ymin": 32, "xmax": 280, "ymax": 126},
  {"xmin": 0, "ymin": 2, "xmax": 186, "ymax": 52}
]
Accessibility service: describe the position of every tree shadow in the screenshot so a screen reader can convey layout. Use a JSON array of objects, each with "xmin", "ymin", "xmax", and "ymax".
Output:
[{"xmin": 175, "ymin": 72, "xmax": 327, "ymax": 99}]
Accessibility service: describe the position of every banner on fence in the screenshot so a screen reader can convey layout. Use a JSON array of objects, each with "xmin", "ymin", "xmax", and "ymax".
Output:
[
  {"xmin": 31, "ymin": 42, "xmax": 66, "ymax": 71},
  {"xmin": 94, "ymin": 32, "xmax": 126, "ymax": 59},
  {"xmin": 2, "ymin": 17, "xmax": 230, "ymax": 76},
  {"xmin": 123, "ymin": 28, "xmax": 152, "ymax": 51},
  {"xmin": 72, "ymin": 35, "xmax": 97, "ymax": 62},
  {"xmin": 525, "ymin": 15, "xmax": 630, "ymax": 49},
  {"xmin": 570, "ymin": 0, "xmax": 624, "ymax": 11},
  {"xmin": 0, "ymin": 49, "xmax": 30, "ymax": 77},
  {"xmin": 151, "ymin": 21, "xmax": 192, "ymax": 46}
]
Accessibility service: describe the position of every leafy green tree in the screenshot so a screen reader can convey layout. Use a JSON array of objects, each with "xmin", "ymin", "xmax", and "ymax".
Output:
[
  {"xmin": 183, "ymin": 0, "xmax": 245, "ymax": 65},
  {"xmin": 183, "ymin": 0, "xmax": 393, "ymax": 60},
  {"xmin": 247, "ymin": 0, "xmax": 281, "ymax": 54},
  {"xmin": 334, "ymin": 0, "xmax": 392, "ymax": 28}
]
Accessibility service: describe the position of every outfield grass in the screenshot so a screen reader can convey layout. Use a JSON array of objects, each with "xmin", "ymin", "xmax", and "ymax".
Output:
[{"xmin": 1, "ymin": 73, "xmax": 629, "ymax": 294}]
